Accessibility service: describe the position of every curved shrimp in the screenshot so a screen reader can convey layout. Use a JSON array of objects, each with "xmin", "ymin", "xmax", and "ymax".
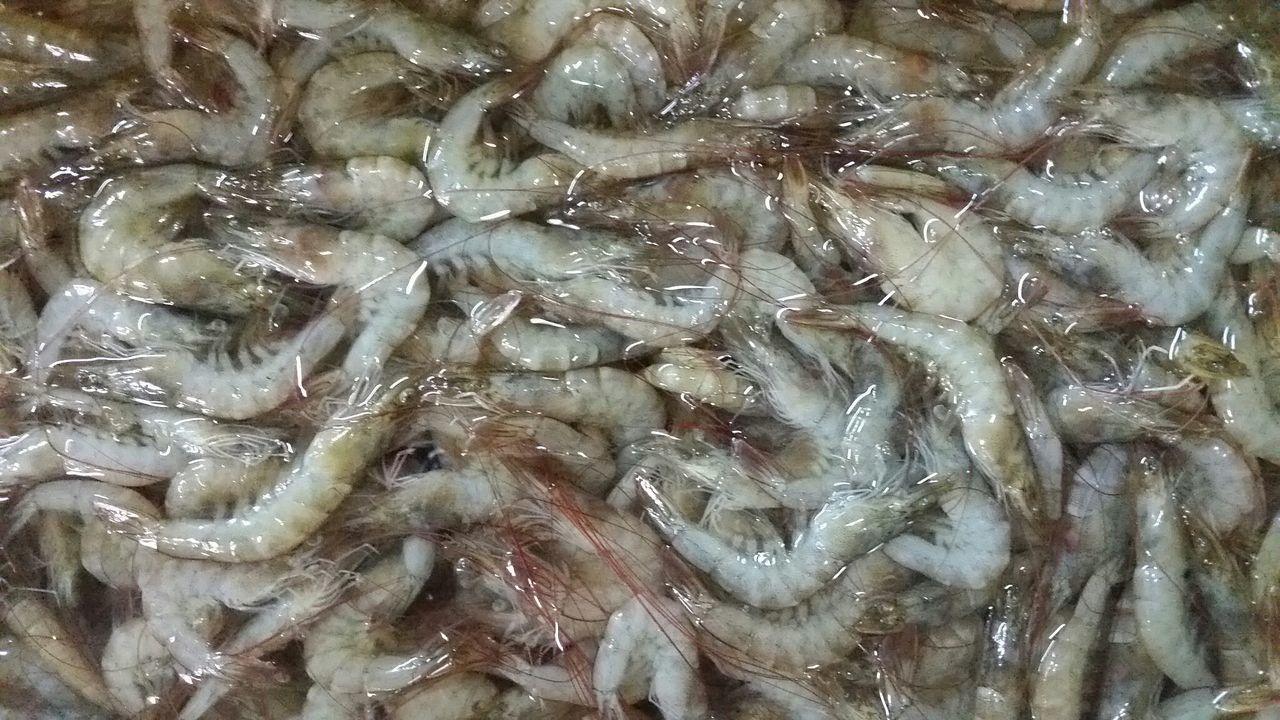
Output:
[
  {"xmin": 1048, "ymin": 444, "xmax": 1131, "ymax": 604},
  {"xmin": 1096, "ymin": 2, "xmax": 1231, "ymax": 88},
  {"xmin": 114, "ymin": 382, "xmax": 407, "ymax": 562},
  {"xmin": 774, "ymin": 34, "xmax": 974, "ymax": 98},
  {"xmin": 95, "ymin": 28, "xmax": 280, "ymax": 167},
  {"xmin": 1022, "ymin": 192, "xmax": 1247, "ymax": 326},
  {"xmin": 217, "ymin": 219, "xmax": 430, "ymax": 386},
  {"xmin": 480, "ymin": 0, "xmax": 696, "ymax": 67},
  {"xmin": 593, "ymin": 596, "xmax": 706, "ymax": 720},
  {"xmin": 298, "ymin": 52, "xmax": 440, "ymax": 162},
  {"xmin": 786, "ymin": 304, "xmax": 1045, "ymax": 537},
  {"xmin": 100, "ymin": 616, "xmax": 179, "ymax": 717},
  {"xmin": 1029, "ymin": 560, "xmax": 1122, "ymax": 720},
  {"xmin": 1201, "ymin": 284, "xmax": 1280, "ymax": 465},
  {"xmin": 1131, "ymin": 452, "xmax": 1216, "ymax": 690},
  {"xmin": 212, "ymin": 156, "xmax": 439, "ymax": 242},
  {"xmin": 427, "ymin": 78, "xmax": 580, "ymax": 222},
  {"xmin": 884, "ymin": 474, "xmax": 1011, "ymax": 590},
  {"xmin": 78, "ymin": 164, "xmax": 272, "ymax": 315},
  {"xmin": 860, "ymin": 0, "xmax": 1034, "ymax": 66},
  {"xmin": 641, "ymin": 346, "xmax": 768, "ymax": 416},
  {"xmin": 0, "ymin": 77, "xmax": 130, "ymax": 183},
  {"xmin": 929, "ymin": 147, "xmax": 1159, "ymax": 235}
]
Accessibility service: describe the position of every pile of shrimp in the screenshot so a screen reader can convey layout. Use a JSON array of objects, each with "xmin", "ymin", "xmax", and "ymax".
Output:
[{"xmin": 5, "ymin": 0, "xmax": 1280, "ymax": 717}]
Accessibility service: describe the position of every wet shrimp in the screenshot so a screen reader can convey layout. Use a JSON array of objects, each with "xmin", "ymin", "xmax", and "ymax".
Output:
[
  {"xmin": 1048, "ymin": 444, "xmax": 1131, "ymax": 604},
  {"xmin": 114, "ymin": 382, "xmax": 406, "ymax": 562},
  {"xmin": 728, "ymin": 84, "xmax": 819, "ymax": 123},
  {"xmin": 298, "ymin": 52, "xmax": 440, "ymax": 162},
  {"xmin": 1096, "ymin": 2, "xmax": 1231, "ymax": 88},
  {"xmin": 78, "ymin": 164, "xmax": 272, "ymax": 315},
  {"xmin": 641, "ymin": 346, "xmax": 768, "ymax": 416},
  {"xmin": 96, "ymin": 28, "xmax": 280, "ymax": 167},
  {"xmin": 884, "ymin": 473, "xmax": 1011, "ymax": 591},
  {"xmin": 1029, "ymin": 560, "xmax": 1122, "ymax": 720},
  {"xmin": 0, "ymin": 78, "xmax": 130, "ymax": 183},
  {"xmin": 1201, "ymin": 284, "xmax": 1280, "ymax": 465},
  {"xmin": 1022, "ymin": 192, "xmax": 1247, "ymax": 326},
  {"xmin": 786, "ymin": 304, "xmax": 1045, "ymax": 537},
  {"xmin": 531, "ymin": 16, "xmax": 666, "ymax": 127},
  {"xmin": 972, "ymin": 558, "xmax": 1037, "ymax": 720},
  {"xmin": 860, "ymin": 0, "xmax": 1034, "ymax": 66},
  {"xmin": 480, "ymin": 0, "xmax": 696, "ymax": 67},
  {"xmin": 593, "ymin": 596, "xmax": 707, "ymax": 720},
  {"xmin": 929, "ymin": 146, "xmax": 1159, "ymax": 235},
  {"xmin": 427, "ymin": 77, "xmax": 580, "ymax": 222},
  {"xmin": 213, "ymin": 156, "xmax": 439, "ymax": 242},
  {"xmin": 1131, "ymin": 452, "xmax": 1216, "ymax": 690},
  {"xmin": 218, "ymin": 219, "xmax": 430, "ymax": 386},
  {"xmin": 774, "ymin": 34, "xmax": 974, "ymax": 98}
]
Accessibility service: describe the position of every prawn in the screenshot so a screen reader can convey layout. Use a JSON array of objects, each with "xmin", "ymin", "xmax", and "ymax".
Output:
[
  {"xmin": 860, "ymin": 0, "xmax": 1034, "ymax": 66},
  {"xmin": 593, "ymin": 596, "xmax": 707, "ymax": 720},
  {"xmin": 884, "ymin": 474, "xmax": 1011, "ymax": 591},
  {"xmin": 427, "ymin": 77, "xmax": 581, "ymax": 222},
  {"xmin": 786, "ymin": 304, "xmax": 1045, "ymax": 538},
  {"xmin": 1029, "ymin": 560, "xmax": 1122, "ymax": 720},
  {"xmin": 774, "ymin": 34, "xmax": 974, "ymax": 98},
  {"xmin": 641, "ymin": 346, "xmax": 768, "ymax": 416},
  {"xmin": 1096, "ymin": 2, "xmax": 1232, "ymax": 88},
  {"xmin": 113, "ymin": 381, "xmax": 407, "ymax": 562},
  {"xmin": 1095, "ymin": 584, "xmax": 1164, "ymax": 720},
  {"xmin": 1048, "ymin": 444, "xmax": 1132, "ymax": 604},
  {"xmin": 480, "ymin": 0, "xmax": 696, "ymax": 67},
  {"xmin": 1201, "ymin": 284, "xmax": 1280, "ymax": 465},
  {"xmin": 218, "ymin": 219, "xmax": 430, "ymax": 386},
  {"xmin": 1131, "ymin": 452, "xmax": 1216, "ymax": 690}
]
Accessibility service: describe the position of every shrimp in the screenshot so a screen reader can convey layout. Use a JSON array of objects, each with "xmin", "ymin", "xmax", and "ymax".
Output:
[
  {"xmin": 972, "ymin": 557, "xmax": 1038, "ymax": 720},
  {"xmin": 114, "ymin": 381, "xmax": 407, "ymax": 562},
  {"xmin": 78, "ymin": 164, "xmax": 272, "ymax": 315},
  {"xmin": 676, "ymin": 0, "xmax": 842, "ymax": 113},
  {"xmin": 481, "ymin": 0, "xmax": 696, "ymax": 67},
  {"xmin": 679, "ymin": 550, "xmax": 908, "ymax": 670},
  {"xmin": 427, "ymin": 78, "xmax": 580, "ymax": 222},
  {"xmin": 929, "ymin": 147, "xmax": 1159, "ymax": 235},
  {"xmin": 303, "ymin": 539, "xmax": 439, "ymax": 698},
  {"xmin": 1048, "ymin": 445, "xmax": 1131, "ymax": 604},
  {"xmin": 1095, "ymin": 583, "xmax": 1163, "ymax": 720},
  {"xmin": 1029, "ymin": 560, "xmax": 1121, "ymax": 720},
  {"xmin": 212, "ymin": 156, "xmax": 439, "ymax": 242},
  {"xmin": 0, "ymin": 77, "xmax": 130, "ymax": 183},
  {"xmin": 1187, "ymin": 520, "xmax": 1269, "ymax": 687},
  {"xmin": 860, "ymin": 0, "xmax": 1034, "ymax": 66},
  {"xmin": 774, "ymin": 34, "xmax": 974, "ymax": 98},
  {"xmin": 486, "ymin": 317, "xmax": 629, "ymax": 373},
  {"xmin": 37, "ymin": 514, "xmax": 80, "ymax": 606},
  {"xmin": 850, "ymin": 6, "xmax": 1099, "ymax": 154},
  {"xmin": 217, "ymin": 219, "xmax": 430, "ymax": 386},
  {"xmin": 1200, "ymin": 284, "xmax": 1280, "ymax": 465},
  {"xmin": 593, "ymin": 596, "xmax": 707, "ymax": 720},
  {"xmin": 1172, "ymin": 434, "xmax": 1262, "ymax": 539},
  {"xmin": 0, "ymin": 7, "xmax": 130, "ymax": 77},
  {"xmin": 515, "ymin": 111, "xmax": 776, "ymax": 182},
  {"xmin": 298, "ymin": 52, "xmax": 439, "ymax": 162},
  {"xmin": 884, "ymin": 474, "xmax": 1011, "ymax": 591},
  {"xmin": 786, "ymin": 304, "xmax": 1045, "ymax": 537},
  {"xmin": 0, "ymin": 584, "xmax": 118, "ymax": 715},
  {"xmin": 641, "ymin": 346, "xmax": 768, "ymax": 416},
  {"xmin": 532, "ymin": 43, "xmax": 643, "ymax": 129},
  {"xmin": 1022, "ymin": 192, "xmax": 1247, "ymax": 326},
  {"xmin": 1131, "ymin": 452, "xmax": 1216, "ymax": 690},
  {"xmin": 1003, "ymin": 361, "xmax": 1064, "ymax": 521},
  {"xmin": 1096, "ymin": 3, "xmax": 1231, "ymax": 88},
  {"xmin": 1092, "ymin": 93, "xmax": 1250, "ymax": 239},
  {"xmin": 811, "ymin": 180, "xmax": 1004, "ymax": 321},
  {"xmin": 728, "ymin": 84, "xmax": 819, "ymax": 123},
  {"xmin": 163, "ymin": 456, "xmax": 285, "ymax": 519},
  {"xmin": 639, "ymin": 468, "xmax": 939, "ymax": 608},
  {"xmin": 95, "ymin": 28, "xmax": 279, "ymax": 167},
  {"xmin": 101, "ymin": 615, "xmax": 199, "ymax": 716},
  {"xmin": 322, "ymin": 1, "xmax": 505, "ymax": 75}
]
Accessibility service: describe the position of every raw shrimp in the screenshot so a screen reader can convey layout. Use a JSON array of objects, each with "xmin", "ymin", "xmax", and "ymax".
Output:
[
  {"xmin": 860, "ymin": 0, "xmax": 1035, "ymax": 66},
  {"xmin": 593, "ymin": 596, "xmax": 706, "ymax": 720},
  {"xmin": 531, "ymin": 44, "xmax": 643, "ymax": 129},
  {"xmin": 115, "ymin": 382, "xmax": 407, "ymax": 562},
  {"xmin": 1029, "ymin": 561, "xmax": 1121, "ymax": 720},
  {"xmin": 1202, "ymin": 284, "xmax": 1280, "ymax": 465},
  {"xmin": 884, "ymin": 474, "xmax": 1011, "ymax": 590},
  {"xmin": 218, "ymin": 219, "xmax": 430, "ymax": 385},
  {"xmin": 0, "ymin": 7, "xmax": 130, "ymax": 76},
  {"xmin": 0, "ymin": 268, "xmax": 35, "ymax": 379},
  {"xmin": 1186, "ymin": 521, "xmax": 1269, "ymax": 687},
  {"xmin": 100, "ymin": 617, "xmax": 175, "ymax": 717},
  {"xmin": 1172, "ymin": 434, "xmax": 1262, "ymax": 539},
  {"xmin": 811, "ymin": 180, "xmax": 1004, "ymax": 321},
  {"xmin": 641, "ymin": 346, "xmax": 768, "ymax": 416},
  {"xmin": 515, "ymin": 112, "xmax": 777, "ymax": 182},
  {"xmin": 639, "ymin": 469, "xmax": 939, "ymax": 608},
  {"xmin": 322, "ymin": 1, "xmax": 505, "ymax": 75},
  {"xmin": 0, "ymin": 584, "xmax": 118, "ymax": 715},
  {"xmin": 851, "ymin": 6, "xmax": 1099, "ymax": 154},
  {"xmin": 213, "ymin": 156, "xmax": 439, "ymax": 242},
  {"xmin": 78, "ymin": 164, "xmax": 271, "ymax": 315},
  {"xmin": 1003, "ymin": 361, "xmax": 1064, "ymax": 521},
  {"xmin": 728, "ymin": 84, "xmax": 818, "ymax": 123},
  {"xmin": 929, "ymin": 147, "xmax": 1159, "ymax": 235},
  {"xmin": 1096, "ymin": 3, "xmax": 1231, "ymax": 88},
  {"xmin": 303, "ymin": 539, "xmax": 439, "ymax": 698},
  {"xmin": 0, "ymin": 78, "xmax": 130, "ymax": 182},
  {"xmin": 786, "ymin": 304, "xmax": 1045, "ymax": 536},
  {"xmin": 96, "ymin": 29, "xmax": 279, "ymax": 167},
  {"xmin": 677, "ymin": 0, "xmax": 842, "ymax": 113},
  {"xmin": 1042, "ymin": 383, "xmax": 1200, "ymax": 444},
  {"xmin": 1048, "ymin": 445, "xmax": 1131, "ymax": 603},
  {"xmin": 427, "ymin": 77, "xmax": 580, "ymax": 222},
  {"xmin": 480, "ymin": 0, "xmax": 696, "ymax": 67},
  {"xmin": 1092, "ymin": 93, "xmax": 1250, "ymax": 239},
  {"xmin": 1095, "ymin": 584, "xmax": 1164, "ymax": 720},
  {"xmin": 1023, "ymin": 192, "xmax": 1247, "ymax": 325},
  {"xmin": 163, "ymin": 456, "xmax": 285, "ymax": 519},
  {"xmin": 298, "ymin": 53, "xmax": 439, "ymax": 162},
  {"xmin": 487, "ymin": 317, "xmax": 629, "ymax": 372},
  {"xmin": 1131, "ymin": 453, "xmax": 1216, "ymax": 690},
  {"xmin": 774, "ymin": 35, "xmax": 974, "ymax": 98},
  {"xmin": 680, "ymin": 550, "xmax": 908, "ymax": 670}
]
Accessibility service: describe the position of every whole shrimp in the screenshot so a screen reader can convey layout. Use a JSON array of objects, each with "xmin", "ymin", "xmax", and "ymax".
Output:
[
  {"xmin": 0, "ymin": 77, "xmax": 131, "ymax": 183},
  {"xmin": 774, "ymin": 34, "xmax": 974, "ymax": 98},
  {"xmin": 96, "ymin": 28, "xmax": 280, "ymax": 167},
  {"xmin": 1201, "ymin": 284, "xmax": 1280, "ymax": 465},
  {"xmin": 1029, "ymin": 560, "xmax": 1122, "ymax": 720},
  {"xmin": 113, "ymin": 381, "xmax": 407, "ymax": 562},
  {"xmin": 785, "ymin": 304, "xmax": 1045, "ymax": 538},
  {"xmin": 1095, "ymin": 2, "xmax": 1232, "ymax": 88},
  {"xmin": 216, "ymin": 218, "xmax": 430, "ymax": 386},
  {"xmin": 593, "ymin": 596, "xmax": 707, "ymax": 720},
  {"xmin": 859, "ymin": 0, "xmax": 1034, "ymax": 66},
  {"xmin": 1095, "ymin": 584, "xmax": 1164, "ymax": 720},
  {"xmin": 427, "ymin": 77, "xmax": 580, "ymax": 222},
  {"xmin": 78, "ymin": 164, "xmax": 272, "ymax": 315},
  {"xmin": 1023, "ymin": 192, "xmax": 1247, "ymax": 326},
  {"xmin": 212, "ymin": 156, "xmax": 439, "ymax": 242},
  {"xmin": 1131, "ymin": 452, "xmax": 1216, "ymax": 690},
  {"xmin": 480, "ymin": 0, "xmax": 696, "ymax": 67},
  {"xmin": 1048, "ymin": 444, "xmax": 1131, "ymax": 605},
  {"xmin": 531, "ymin": 16, "xmax": 666, "ymax": 127}
]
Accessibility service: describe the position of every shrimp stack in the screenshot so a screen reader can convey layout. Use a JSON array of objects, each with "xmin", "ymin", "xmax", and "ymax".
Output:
[{"xmin": 3, "ymin": 0, "xmax": 1280, "ymax": 718}]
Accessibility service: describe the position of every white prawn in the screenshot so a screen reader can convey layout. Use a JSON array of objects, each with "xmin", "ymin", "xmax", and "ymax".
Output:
[
  {"xmin": 593, "ymin": 596, "xmax": 707, "ymax": 720},
  {"xmin": 1029, "ymin": 561, "xmax": 1122, "ymax": 720}
]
